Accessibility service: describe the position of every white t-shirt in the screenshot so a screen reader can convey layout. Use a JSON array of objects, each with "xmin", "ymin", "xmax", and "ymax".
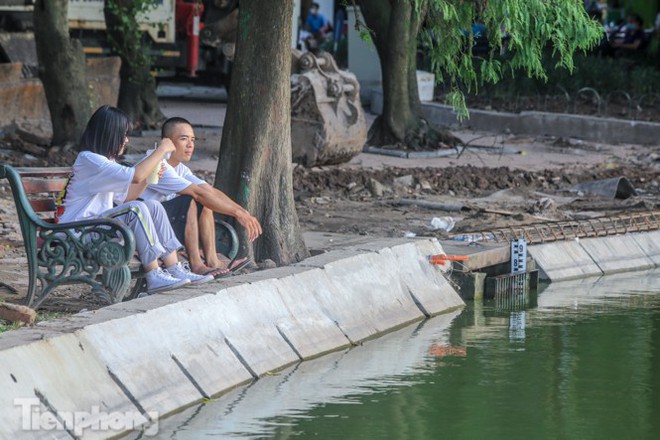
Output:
[
  {"xmin": 139, "ymin": 149, "xmax": 207, "ymax": 202},
  {"xmin": 58, "ymin": 151, "xmax": 134, "ymax": 222}
]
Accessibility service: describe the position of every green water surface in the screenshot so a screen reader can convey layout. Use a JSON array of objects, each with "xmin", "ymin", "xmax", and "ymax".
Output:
[{"xmin": 156, "ymin": 270, "xmax": 660, "ymax": 440}]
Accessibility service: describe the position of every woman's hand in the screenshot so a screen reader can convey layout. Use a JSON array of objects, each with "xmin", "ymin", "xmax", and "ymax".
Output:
[{"xmin": 133, "ymin": 140, "xmax": 174, "ymax": 184}]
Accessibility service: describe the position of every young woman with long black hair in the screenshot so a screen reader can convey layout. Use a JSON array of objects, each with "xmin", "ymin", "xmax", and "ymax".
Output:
[{"xmin": 57, "ymin": 106, "xmax": 213, "ymax": 295}]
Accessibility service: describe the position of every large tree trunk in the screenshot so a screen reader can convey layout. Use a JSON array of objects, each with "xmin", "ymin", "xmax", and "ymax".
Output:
[
  {"xmin": 103, "ymin": 0, "xmax": 164, "ymax": 129},
  {"xmin": 358, "ymin": 0, "xmax": 460, "ymax": 150},
  {"xmin": 33, "ymin": 0, "xmax": 92, "ymax": 147},
  {"xmin": 216, "ymin": 0, "xmax": 309, "ymax": 265}
]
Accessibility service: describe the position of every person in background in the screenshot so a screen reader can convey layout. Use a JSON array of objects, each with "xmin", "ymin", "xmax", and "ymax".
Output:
[
  {"xmin": 585, "ymin": 0, "xmax": 607, "ymax": 23},
  {"xmin": 56, "ymin": 106, "xmax": 213, "ymax": 296},
  {"xmin": 608, "ymin": 13, "xmax": 648, "ymax": 53},
  {"xmin": 304, "ymin": 2, "xmax": 332, "ymax": 53},
  {"xmin": 139, "ymin": 117, "xmax": 262, "ymax": 277},
  {"xmin": 306, "ymin": 2, "xmax": 331, "ymax": 36}
]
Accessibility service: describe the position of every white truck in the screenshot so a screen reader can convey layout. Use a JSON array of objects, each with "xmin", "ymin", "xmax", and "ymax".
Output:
[{"xmin": 0, "ymin": 0, "xmax": 237, "ymax": 84}]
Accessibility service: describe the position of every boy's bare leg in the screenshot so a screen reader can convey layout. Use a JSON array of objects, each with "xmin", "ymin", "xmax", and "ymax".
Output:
[
  {"xmin": 198, "ymin": 207, "xmax": 229, "ymax": 269},
  {"xmin": 184, "ymin": 202, "xmax": 215, "ymax": 274}
]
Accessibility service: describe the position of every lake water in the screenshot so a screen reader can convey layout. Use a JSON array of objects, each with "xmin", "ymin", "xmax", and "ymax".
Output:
[{"xmin": 154, "ymin": 269, "xmax": 660, "ymax": 440}]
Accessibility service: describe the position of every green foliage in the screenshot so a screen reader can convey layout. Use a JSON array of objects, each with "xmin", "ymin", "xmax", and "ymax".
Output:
[
  {"xmin": 37, "ymin": 311, "xmax": 65, "ymax": 322},
  {"xmin": 420, "ymin": 0, "xmax": 604, "ymax": 116},
  {"xmin": 466, "ymin": 53, "xmax": 660, "ymax": 99},
  {"xmin": 0, "ymin": 318, "xmax": 20, "ymax": 333},
  {"xmin": 0, "ymin": 311, "xmax": 66, "ymax": 333},
  {"xmin": 105, "ymin": 0, "xmax": 159, "ymax": 72}
]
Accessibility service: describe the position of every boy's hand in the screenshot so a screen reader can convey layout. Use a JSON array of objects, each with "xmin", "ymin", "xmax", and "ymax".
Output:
[
  {"xmin": 235, "ymin": 210, "xmax": 263, "ymax": 242},
  {"xmin": 157, "ymin": 162, "xmax": 166, "ymax": 179}
]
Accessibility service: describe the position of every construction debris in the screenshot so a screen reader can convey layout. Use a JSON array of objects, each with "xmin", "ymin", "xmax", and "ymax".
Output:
[
  {"xmin": 0, "ymin": 302, "xmax": 36, "ymax": 325},
  {"xmin": 290, "ymin": 50, "xmax": 367, "ymax": 166}
]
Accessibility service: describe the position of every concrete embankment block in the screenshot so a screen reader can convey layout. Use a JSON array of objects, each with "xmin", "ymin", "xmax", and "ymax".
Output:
[
  {"xmin": 381, "ymin": 241, "xmax": 464, "ymax": 315},
  {"xmin": 273, "ymin": 270, "xmax": 353, "ymax": 358},
  {"xmin": 77, "ymin": 288, "xmax": 256, "ymax": 417},
  {"xmin": 193, "ymin": 267, "xmax": 351, "ymax": 362},
  {"xmin": 206, "ymin": 283, "xmax": 302, "ymax": 376},
  {"xmin": 293, "ymin": 256, "xmax": 389, "ymax": 342},
  {"xmin": 110, "ymin": 293, "xmax": 254, "ymax": 399},
  {"xmin": 630, "ymin": 231, "xmax": 660, "ymax": 266},
  {"xmin": 528, "ymin": 241, "xmax": 602, "ymax": 281},
  {"xmin": 0, "ymin": 332, "xmax": 145, "ymax": 439},
  {"xmin": 319, "ymin": 252, "xmax": 426, "ymax": 341},
  {"xmin": 78, "ymin": 309, "xmax": 209, "ymax": 418},
  {"xmin": 579, "ymin": 235, "xmax": 655, "ymax": 274}
]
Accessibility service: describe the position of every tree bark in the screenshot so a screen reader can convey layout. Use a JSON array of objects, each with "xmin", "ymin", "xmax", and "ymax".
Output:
[
  {"xmin": 358, "ymin": 0, "xmax": 460, "ymax": 150},
  {"xmin": 103, "ymin": 0, "xmax": 164, "ymax": 129},
  {"xmin": 216, "ymin": 0, "xmax": 309, "ymax": 265},
  {"xmin": 33, "ymin": 0, "xmax": 92, "ymax": 147}
]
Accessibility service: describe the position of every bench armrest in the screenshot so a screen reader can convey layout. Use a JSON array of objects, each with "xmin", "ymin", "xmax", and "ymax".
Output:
[{"xmin": 38, "ymin": 218, "xmax": 136, "ymax": 267}]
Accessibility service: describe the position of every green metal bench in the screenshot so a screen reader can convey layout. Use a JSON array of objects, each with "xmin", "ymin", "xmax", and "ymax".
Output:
[{"xmin": 0, "ymin": 164, "xmax": 239, "ymax": 308}]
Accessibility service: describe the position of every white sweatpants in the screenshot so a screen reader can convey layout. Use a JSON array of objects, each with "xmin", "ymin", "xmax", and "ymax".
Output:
[{"xmin": 102, "ymin": 199, "xmax": 182, "ymax": 266}]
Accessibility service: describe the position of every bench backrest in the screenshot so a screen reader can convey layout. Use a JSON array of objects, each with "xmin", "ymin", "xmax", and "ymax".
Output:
[{"xmin": 15, "ymin": 167, "xmax": 72, "ymax": 222}]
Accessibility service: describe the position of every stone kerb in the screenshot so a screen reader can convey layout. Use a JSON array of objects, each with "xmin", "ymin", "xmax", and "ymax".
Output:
[
  {"xmin": 422, "ymin": 102, "xmax": 660, "ymax": 145},
  {"xmin": 529, "ymin": 232, "xmax": 659, "ymax": 282},
  {"xmin": 528, "ymin": 240, "xmax": 603, "ymax": 281},
  {"xmin": 578, "ymin": 235, "xmax": 655, "ymax": 274},
  {"xmin": 195, "ymin": 282, "xmax": 306, "ymax": 377},
  {"xmin": 630, "ymin": 231, "xmax": 660, "ymax": 266}
]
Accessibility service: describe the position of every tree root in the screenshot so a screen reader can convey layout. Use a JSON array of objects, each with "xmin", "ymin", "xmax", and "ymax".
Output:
[{"xmin": 367, "ymin": 116, "xmax": 462, "ymax": 151}]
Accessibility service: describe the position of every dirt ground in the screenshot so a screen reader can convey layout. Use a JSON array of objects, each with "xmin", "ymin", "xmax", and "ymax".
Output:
[{"xmin": 0, "ymin": 120, "xmax": 659, "ymax": 314}]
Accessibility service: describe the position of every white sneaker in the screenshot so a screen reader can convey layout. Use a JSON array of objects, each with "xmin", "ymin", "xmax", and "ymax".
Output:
[
  {"xmin": 145, "ymin": 267, "xmax": 190, "ymax": 294},
  {"xmin": 166, "ymin": 262, "xmax": 214, "ymax": 285}
]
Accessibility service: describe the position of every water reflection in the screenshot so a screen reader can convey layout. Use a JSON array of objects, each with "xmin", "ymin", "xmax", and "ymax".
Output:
[{"xmin": 154, "ymin": 270, "xmax": 660, "ymax": 440}]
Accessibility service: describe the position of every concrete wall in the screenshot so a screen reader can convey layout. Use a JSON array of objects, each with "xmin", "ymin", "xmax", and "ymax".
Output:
[
  {"xmin": 0, "ymin": 238, "xmax": 463, "ymax": 439},
  {"xmin": 0, "ymin": 58, "xmax": 120, "ymax": 130},
  {"xmin": 423, "ymin": 102, "xmax": 660, "ymax": 145},
  {"xmin": 347, "ymin": 6, "xmax": 381, "ymax": 104}
]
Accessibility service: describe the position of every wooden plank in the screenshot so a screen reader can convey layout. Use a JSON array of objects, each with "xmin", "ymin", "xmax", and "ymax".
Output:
[
  {"xmin": 129, "ymin": 258, "xmax": 142, "ymax": 272},
  {"xmin": 29, "ymin": 198, "xmax": 56, "ymax": 213},
  {"xmin": 16, "ymin": 167, "xmax": 72, "ymax": 178},
  {"xmin": 21, "ymin": 179, "xmax": 67, "ymax": 194}
]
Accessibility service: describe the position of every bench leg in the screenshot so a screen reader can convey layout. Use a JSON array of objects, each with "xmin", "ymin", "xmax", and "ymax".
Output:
[
  {"xmin": 125, "ymin": 277, "xmax": 147, "ymax": 302},
  {"xmin": 97, "ymin": 266, "xmax": 132, "ymax": 303},
  {"xmin": 25, "ymin": 274, "xmax": 39, "ymax": 308}
]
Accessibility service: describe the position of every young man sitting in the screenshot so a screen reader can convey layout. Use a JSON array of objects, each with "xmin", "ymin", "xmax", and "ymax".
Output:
[{"xmin": 140, "ymin": 117, "xmax": 263, "ymax": 276}]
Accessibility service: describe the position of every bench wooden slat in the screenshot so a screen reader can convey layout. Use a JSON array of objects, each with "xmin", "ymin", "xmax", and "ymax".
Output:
[
  {"xmin": 16, "ymin": 167, "xmax": 72, "ymax": 178},
  {"xmin": 22, "ymin": 179, "xmax": 68, "ymax": 194},
  {"xmin": 29, "ymin": 198, "xmax": 57, "ymax": 213},
  {"xmin": 129, "ymin": 258, "xmax": 142, "ymax": 272}
]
